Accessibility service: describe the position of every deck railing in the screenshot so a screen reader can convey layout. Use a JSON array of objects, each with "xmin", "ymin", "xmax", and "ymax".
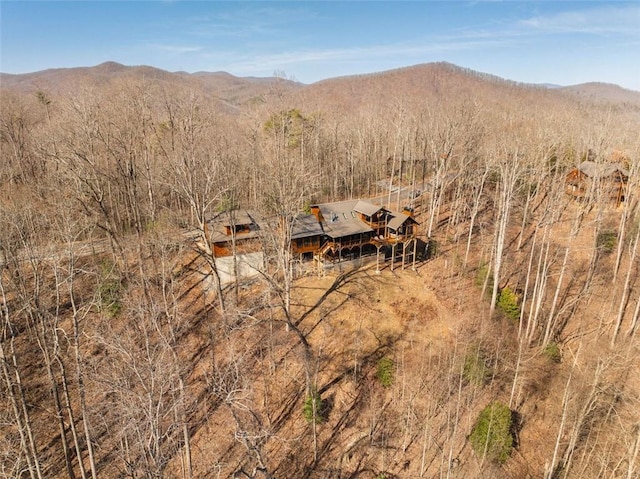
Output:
[{"xmin": 315, "ymin": 233, "xmax": 414, "ymax": 257}]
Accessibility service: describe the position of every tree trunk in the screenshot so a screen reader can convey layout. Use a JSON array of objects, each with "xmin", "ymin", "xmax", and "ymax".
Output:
[
  {"xmin": 611, "ymin": 221, "xmax": 640, "ymax": 345},
  {"xmin": 542, "ymin": 247, "xmax": 570, "ymax": 346}
]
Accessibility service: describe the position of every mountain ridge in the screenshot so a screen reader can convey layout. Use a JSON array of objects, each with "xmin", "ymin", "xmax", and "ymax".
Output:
[{"xmin": 2, "ymin": 60, "xmax": 638, "ymax": 104}]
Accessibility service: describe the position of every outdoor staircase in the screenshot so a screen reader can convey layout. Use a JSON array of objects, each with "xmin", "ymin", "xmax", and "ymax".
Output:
[{"xmin": 316, "ymin": 241, "xmax": 336, "ymax": 257}]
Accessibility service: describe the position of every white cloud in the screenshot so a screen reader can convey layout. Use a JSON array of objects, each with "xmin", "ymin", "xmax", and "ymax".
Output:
[
  {"xmin": 150, "ymin": 44, "xmax": 203, "ymax": 54},
  {"xmin": 185, "ymin": 5, "xmax": 318, "ymax": 39},
  {"xmin": 519, "ymin": 4, "xmax": 640, "ymax": 36},
  {"xmin": 221, "ymin": 36, "xmax": 517, "ymax": 75}
]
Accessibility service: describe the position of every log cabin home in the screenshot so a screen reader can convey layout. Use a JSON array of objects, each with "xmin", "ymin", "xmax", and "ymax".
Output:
[
  {"xmin": 208, "ymin": 210, "xmax": 264, "ymax": 257},
  {"xmin": 209, "ymin": 199, "xmax": 419, "ymax": 270},
  {"xmin": 291, "ymin": 199, "xmax": 418, "ymax": 265},
  {"xmin": 565, "ymin": 161, "xmax": 629, "ymax": 206}
]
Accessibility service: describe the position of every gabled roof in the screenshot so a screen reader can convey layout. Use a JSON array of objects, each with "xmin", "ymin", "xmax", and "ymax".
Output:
[
  {"xmin": 387, "ymin": 214, "xmax": 417, "ymax": 231},
  {"xmin": 208, "ymin": 210, "xmax": 263, "ymax": 243},
  {"xmin": 353, "ymin": 200, "xmax": 383, "ymax": 217},
  {"xmin": 210, "ymin": 210, "xmax": 257, "ymax": 228}
]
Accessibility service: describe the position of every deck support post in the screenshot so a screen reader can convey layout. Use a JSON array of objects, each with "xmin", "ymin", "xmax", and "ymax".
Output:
[
  {"xmin": 391, "ymin": 243, "xmax": 396, "ymax": 271},
  {"xmin": 412, "ymin": 238, "xmax": 418, "ymax": 271},
  {"xmin": 401, "ymin": 241, "xmax": 406, "ymax": 270}
]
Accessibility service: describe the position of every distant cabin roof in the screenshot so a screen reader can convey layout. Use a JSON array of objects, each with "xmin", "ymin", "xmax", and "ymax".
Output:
[{"xmin": 577, "ymin": 161, "xmax": 629, "ymax": 178}]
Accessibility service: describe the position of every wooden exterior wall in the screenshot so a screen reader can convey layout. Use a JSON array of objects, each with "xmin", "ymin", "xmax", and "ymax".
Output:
[
  {"xmin": 213, "ymin": 238, "xmax": 262, "ymax": 258},
  {"xmin": 292, "ymin": 235, "xmax": 322, "ymax": 255},
  {"xmin": 213, "ymin": 242, "xmax": 231, "ymax": 257}
]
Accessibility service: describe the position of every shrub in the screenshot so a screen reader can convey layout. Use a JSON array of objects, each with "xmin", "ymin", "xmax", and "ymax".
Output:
[
  {"xmin": 303, "ymin": 388, "xmax": 324, "ymax": 424},
  {"xmin": 98, "ymin": 278, "xmax": 122, "ymax": 317},
  {"xmin": 463, "ymin": 349, "xmax": 492, "ymax": 386},
  {"xmin": 98, "ymin": 260, "xmax": 122, "ymax": 317},
  {"xmin": 497, "ymin": 287, "xmax": 520, "ymax": 321},
  {"xmin": 216, "ymin": 194, "xmax": 239, "ymax": 213},
  {"xmin": 475, "ymin": 262, "xmax": 494, "ymax": 296},
  {"xmin": 425, "ymin": 238, "xmax": 438, "ymax": 259},
  {"xmin": 376, "ymin": 357, "xmax": 394, "ymax": 388},
  {"xmin": 543, "ymin": 342, "xmax": 562, "ymax": 363},
  {"xmin": 517, "ymin": 180, "xmax": 538, "ymax": 199},
  {"xmin": 469, "ymin": 401, "xmax": 513, "ymax": 464},
  {"xmin": 596, "ymin": 230, "xmax": 617, "ymax": 254}
]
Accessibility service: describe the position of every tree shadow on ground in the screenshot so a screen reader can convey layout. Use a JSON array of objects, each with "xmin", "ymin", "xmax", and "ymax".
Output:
[{"xmin": 295, "ymin": 268, "xmax": 363, "ymax": 327}]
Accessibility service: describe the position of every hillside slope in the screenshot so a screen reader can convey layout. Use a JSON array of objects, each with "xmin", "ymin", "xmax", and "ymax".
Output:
[{"xmin": 1, "ymin": 59, "xmax": 639, "ymax": 479}]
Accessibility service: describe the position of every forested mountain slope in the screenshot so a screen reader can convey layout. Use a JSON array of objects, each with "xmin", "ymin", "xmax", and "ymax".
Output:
[{"xmin": 1, "ymin": 62, "xmax": 639, "ymax": 479}]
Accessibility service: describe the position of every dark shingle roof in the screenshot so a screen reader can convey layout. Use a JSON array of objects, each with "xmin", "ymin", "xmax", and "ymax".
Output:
[
  {"xmin": 315, "ymin": 200, "xmax": 374, "ymax": 238},
  {"xmin": 210, "ymin": 210, "xmax": 257, "ymax": 227},
  {"xmin": 291, "ymin": 214, "xmax": 324, "ymax": 239},
  {"xmin": 578, "ymin": 161, "xmax": 629, "ymax": 178},
  {"xmin": 298, "ymin": 199, "xmax": 419, "ymax": 241}
]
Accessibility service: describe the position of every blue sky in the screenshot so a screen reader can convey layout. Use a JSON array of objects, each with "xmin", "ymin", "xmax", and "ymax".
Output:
[{"xmin": 1, "ymin": 1, "xmax": 639, "ymax": 90}]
